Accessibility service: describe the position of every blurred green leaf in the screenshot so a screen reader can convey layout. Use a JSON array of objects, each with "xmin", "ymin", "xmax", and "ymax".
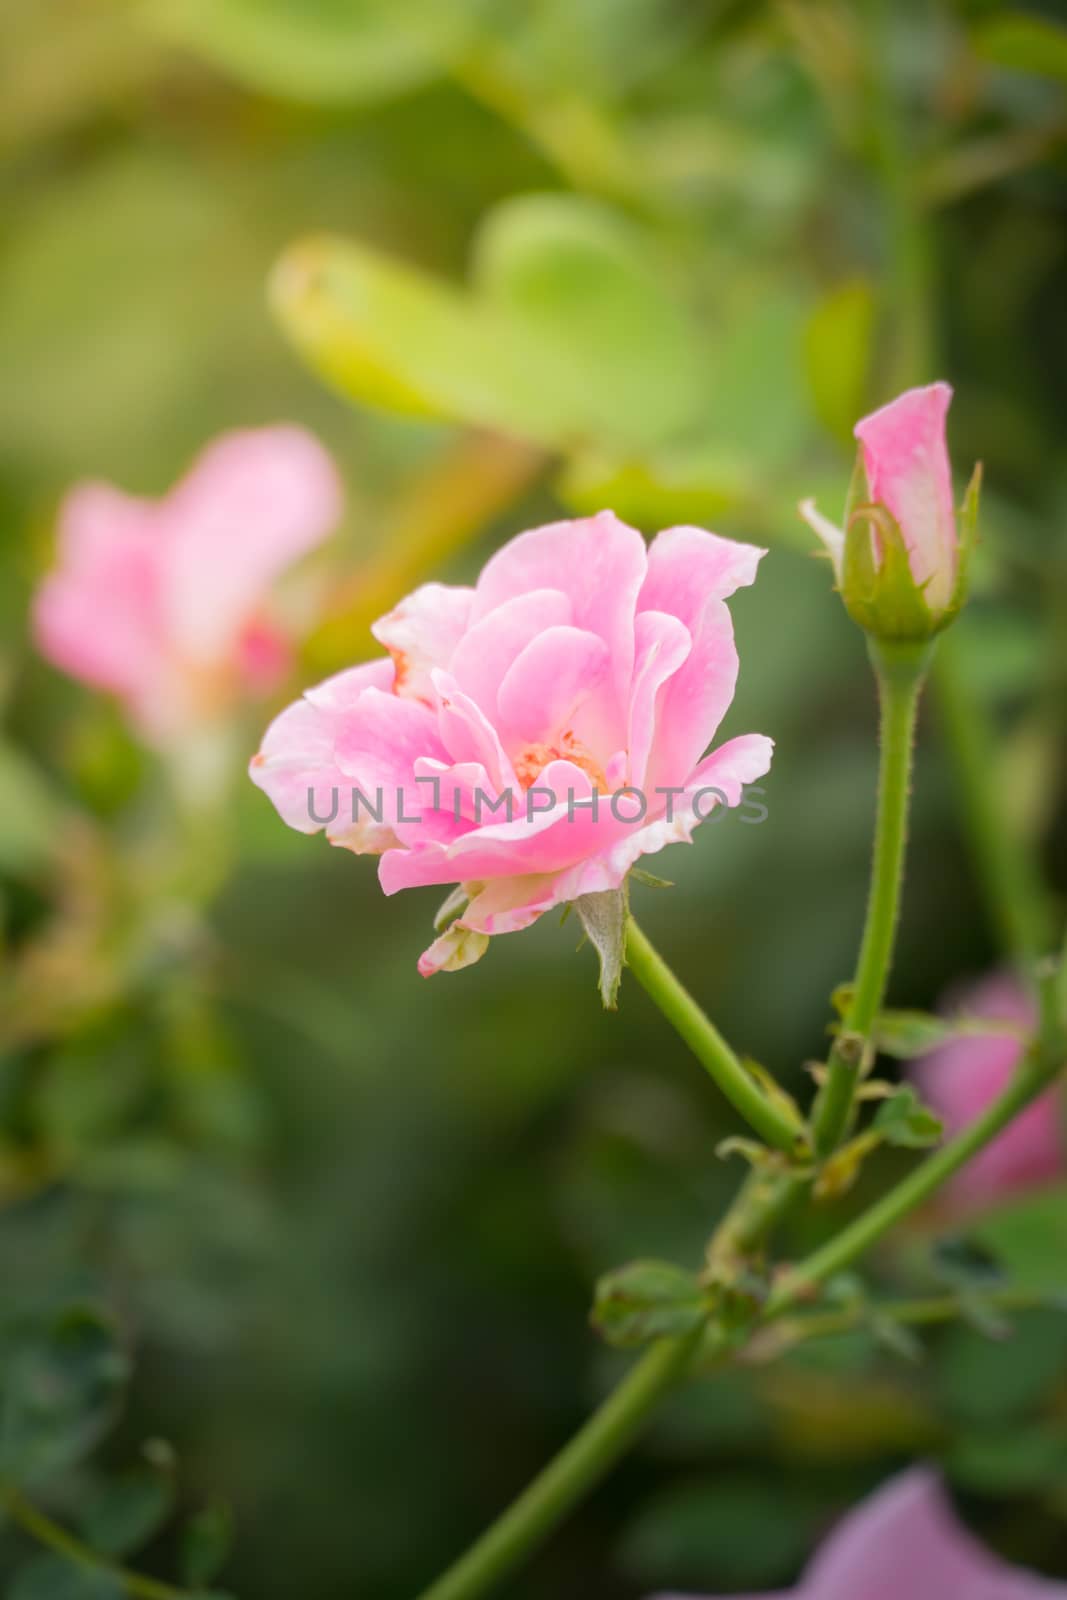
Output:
[
  {"xmin": 871, "ymin": 1086, "xmax": 943, "ymax": 1148},
  {"xmin": 591, "ymin": 1260, "xmax": 708, "ymax": 1348},
  {"xmin": 80, "ymin": 1465, "xmax": 175, "ymax": 1558},
  {"xmin": 271, "ymin": 195, "xmax": 707, "ymax": 452},
  {"xmin": 619, "ymin": 1474, "xmax": 824, "ymax": 1591},
  {"xmin": 0, "ymin": 741, "xmax": 66, "ymax": 875},
  {"xmin": 145, "ymin": 0, "xmax": 472, "ymax": 104},
  {"xmin": 473, "ymin": 193, "xmax": 703, "ymax": 448},
  {"xmin": 181, "ymin": 1502, "xmax": 233, "ymax": 1589},
  {"xmin": 973, "ymin": 13, "xmax": 1067, "ymax": 85},
  {"xmin": 860, "ymin": 1006, "xmax": 1026, "ymax": 1060},
  {"xmin": 9, "ymin": 1555, "xmax": 122, "ymax": 1600},
  {"xmin": 935, "ymin": 1309, "xmax": 1067, "ymax": 1424},
  {"xmin": 0, "ymin": 1308, "xmax": 129, "ymax": 1487},
  {"xmin": 969, "ymin": 1187, "xmax": 1067, "ymax": 1296},
  {"xmin": 948, "ymin": 1423, "xmax": 1067, "ymax": 1494}
]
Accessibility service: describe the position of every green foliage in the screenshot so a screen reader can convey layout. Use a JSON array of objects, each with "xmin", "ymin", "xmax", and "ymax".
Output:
[
  {"xmin": 871, "ymin": 1087, "xmax": 943, "ymax": 1149},
  {"xmin": 0, "ymin": 1308, "xmax": 128, "ymax": 1488},
  {"xmin": 271, "ymin": 193, "xmax": 703, "ymax": 454},
  {"xmin": 180, "ymin": 1503, "xmax": 233, "ymax": 1590},
  {"xmin": 9, "ymin": 1556, "xmax": 123, "ymax": 1600},
  {"xmin": 147, "ymin": 0, "xmax": 473, "ymax": 104},
  {"xmin": 591, "ymin": 1260, "xmax": 708, "ymax": 1347},
  {"xmin": 2, "ymin": 0, "xmax": 1066, "ymax": 1594}
]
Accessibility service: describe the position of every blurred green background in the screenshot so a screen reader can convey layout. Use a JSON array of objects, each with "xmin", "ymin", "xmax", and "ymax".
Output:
[{"xmin": 1, "ymin": 1, "xmax": 1066, "ymax": 1596}]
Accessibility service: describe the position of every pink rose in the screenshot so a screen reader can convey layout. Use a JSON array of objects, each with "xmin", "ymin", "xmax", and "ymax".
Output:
[
  {"xmin": 33, "ymin": 427, "xmax": 342, "ymax": 744},
  {"xmin": 656, "ymin": 1467, "xmax": 1067, "ymax": 1599},
  {"xmin": 910, "ymin": 974, "xmax": 1062, "ymax": 1213},
  {"xmin": 250, "ymin": 511, "xmax": 773, "ymax": 975},
  {"xmin": 801, "ymin": 381, "xmax": 962, "ymax": 623}
]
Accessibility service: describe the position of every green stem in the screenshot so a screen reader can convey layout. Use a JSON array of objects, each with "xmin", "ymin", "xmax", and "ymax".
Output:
[
  {"xmin": 812, "ymin": 640, "xmax": 929, "ymax": 1155},
  {"xmin": 625, "ymin": 918, "xmax": 807, "ymax": 1156},
  {"xmin": 771, "ymin": 1045, "xmax": 1066, "ymax": 1314},
  {"xmin": 0, "ymin": 1482, "xmax": 187, "ymax": 1600},
  {"xmin": 764, "ymin": 1284, "xmax": 1056, "ymax": 1350},
  {"xmin": 413, "ymin": 1328, "xmax": 702, "ymax": 1600}
]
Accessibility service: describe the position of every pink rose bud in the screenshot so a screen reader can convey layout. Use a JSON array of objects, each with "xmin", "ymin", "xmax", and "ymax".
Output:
[
  {"xmin": 910, "ymin": 974, "xmax": 1063, "ymax": 1214},
  {"xmin": 34, "ymin": 427, "xmax": 342, "ymax": 745},
  {"xmin": 800, "ymin": 382, "xmax": 979, "ymax": 640},
  {"xmin": 654, "ymin": 1467, "xmax": 1067, "ymax": 1599},
  {"xmin": 250, "ymin": 512, "xmax": 773, "ymax": 976}
]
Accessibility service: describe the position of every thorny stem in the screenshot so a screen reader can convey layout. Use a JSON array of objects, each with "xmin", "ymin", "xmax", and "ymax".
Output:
[{"xmin": 811, "ymin": 639, "xmax": 930, "ymax": 1155}]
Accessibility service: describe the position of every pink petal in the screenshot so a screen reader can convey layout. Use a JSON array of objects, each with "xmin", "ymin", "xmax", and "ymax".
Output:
[
  {"xmin": 910, "ymin": 975, "xmax": 1059, "ymax": 1213},
  {"xmin": 33, "ymin": 484, "xmax": 164, "ymax": 704},
  {"xmin": 249, "ymin": 659, "xmax": 395, "ymax": 846},
  {"xmin": 449, "ymin": 589, "xmax": 572, "ymax": 724},
  {"xmin": 854, "ymin": 382, "xmax": 956, "ymax": 612},
  {"xmin": 806, "ymin": 1468, "xmax": 1067, "ymax": 1600},
  {"xmin": 496, "ymin": 625, "xmax": 612, "ymax": 751},
  {"xmin": 638, "ymin": 525, "xmax": 765, "ymax": 615},
  {"xmin": 333, "ymin": 685, "xmax": 449, "ymax": 832},
  {"xmin": 638, "ymin": 526, "xmax": 765, "ymax": 793},
  {"xmin": 471, "ymin": 510, "xmax": 648, "ymax": 723},
  {"xmin": 431, "ymin": 670, "xmax": 518, "ymax": 792},
  {"xmin": 370, "ymin": 582, "xmax": 475, "ymax": 703},
  {"xmin": 626, "ymin": 610, "xmax": 692, "ymax": 787},
  {"xmin": 162, "ymin": 425, "xmax": 342, "ymax": 663}
]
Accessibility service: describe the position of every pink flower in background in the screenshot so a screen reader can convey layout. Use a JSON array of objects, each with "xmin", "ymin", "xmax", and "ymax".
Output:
[
  {"xmin": 34, "ymin": 427, "xmax": 342, "ymax": 744},
  {"xmin": 910, "ymin": 974, "xmax": 1062, "ymax": 1213},
  {"xmin": 656, "ymin": 1468, "xmax": 1067, "ymax": 1600},
  {"xmin": 801, "ymin": 381, "xmax": 960, "ymax": 617},
  {"xmin": 250, "ymin": 511, "xmax": 772, "ymax": 975}
]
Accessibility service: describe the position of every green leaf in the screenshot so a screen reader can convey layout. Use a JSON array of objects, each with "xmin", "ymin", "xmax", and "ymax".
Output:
[
  {"xmin": 270, "ymin": 196, "xmax": 707, "ymax": 453},
  {"xmin": 181, "ymin": 1502, "xmax": 233, "ymax": 1589},
  {"xmin": 575, "ymin": 887, "xmax": 628, "ymax": 1010},
  {"xmin": 871, "ymin": 1087, "xmax": 943, "ymax": 1149},
  {"xmin": 472, "ymin": 193, "xmax": 703, "ymax": 450},
  {"xmin": 930, "ymin": 1234, "xmax": 1006, "ymax": 1291},
  {"xmin": 80, "ymin": 1466, "xmax": 175, "ymax": 1558},
  {"xmin": 0, "ymin": 1307, "xmax": 129, "ymax": 1487},
  {"xmin": 973, "ymin": 13, "xmax": 1067, "ymax": 85},
  {"xmin": 0, "ymin": 741, "xmax": 67, "ymax": 874},
  {"xmin": 146, "ymin": 0, "xmax": 472, "ymax": 105},
  {"xmin": 270, "ymin": 233, "xmax": 538, "ymax": 433},
  {"xmin": 865, "ymin": 1005, "xmax": 1026, "ymax": 1060},
  {"xmin": 948, "ymin": 1424, "xmax": 1067, "ymax": 1494},
  {"xmin": 969, "ymin": 1186, "xmax": 1067, "ymax": 1296},
  {"xmin": 591, "ymin": 1260, "xmax": 709, "ymax": 1348},
  {"xmin": 9, "ymin": 1556, "xmax": 122, "ymax": 1600}
]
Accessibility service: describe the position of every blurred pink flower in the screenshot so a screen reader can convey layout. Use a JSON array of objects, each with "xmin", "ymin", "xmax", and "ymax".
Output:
[
  {"xmin": 250, "ymin": 511, "xmax": 772, "ymax": 975},
  {"xmin": 801, "ymin": 381, "xmax": 959, "ymax": 616},
  {"xmin": 911, "ymin": 973, "xmax": 1062, "ymax": 1213},
  {"xmin": 656, "ymin": 1468, "xmax": 1067, "ymax": 1599},
  {"xmin": 34, "ymin": 427, "xmax": 342, "ymax": 744}
]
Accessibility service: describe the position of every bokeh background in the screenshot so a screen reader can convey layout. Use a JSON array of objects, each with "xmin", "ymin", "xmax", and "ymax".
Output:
[{"xmin": 2, "ymin": 1, "xmax": 1066, "ymax": 1596}]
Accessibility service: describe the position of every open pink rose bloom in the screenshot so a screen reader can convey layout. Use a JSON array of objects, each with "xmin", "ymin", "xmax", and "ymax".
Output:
[
  {"xmin": 34, "ymin": 426, "xmax": 342, "ymax": 744},
  {"xmin": 250, "ymin": 512, "xmax": 773, "ymax": 975},
  {"xmin": 911, "ymin": 974, "xmax": 1063, "ymax": 1212},
  {"xmin": 656, "ymin": 1468, "xmax": 1067, "ymax": 1600},
  {"xmin": 801, "ymin": 381, "xmax": 959, "ymax": 617}
]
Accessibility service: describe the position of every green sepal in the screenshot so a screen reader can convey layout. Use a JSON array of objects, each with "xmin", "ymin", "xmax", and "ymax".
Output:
[
  {"xmin": 591, "ymin": 1260, "xmax": 710, "ymax": 1348},
  {"xmin": 575, "ymin": 884, "xmax": 629, "ymax": 1010},
  {"xmin": 841, "ymin": 502, "xmax": 936, "ymax": 641}
]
